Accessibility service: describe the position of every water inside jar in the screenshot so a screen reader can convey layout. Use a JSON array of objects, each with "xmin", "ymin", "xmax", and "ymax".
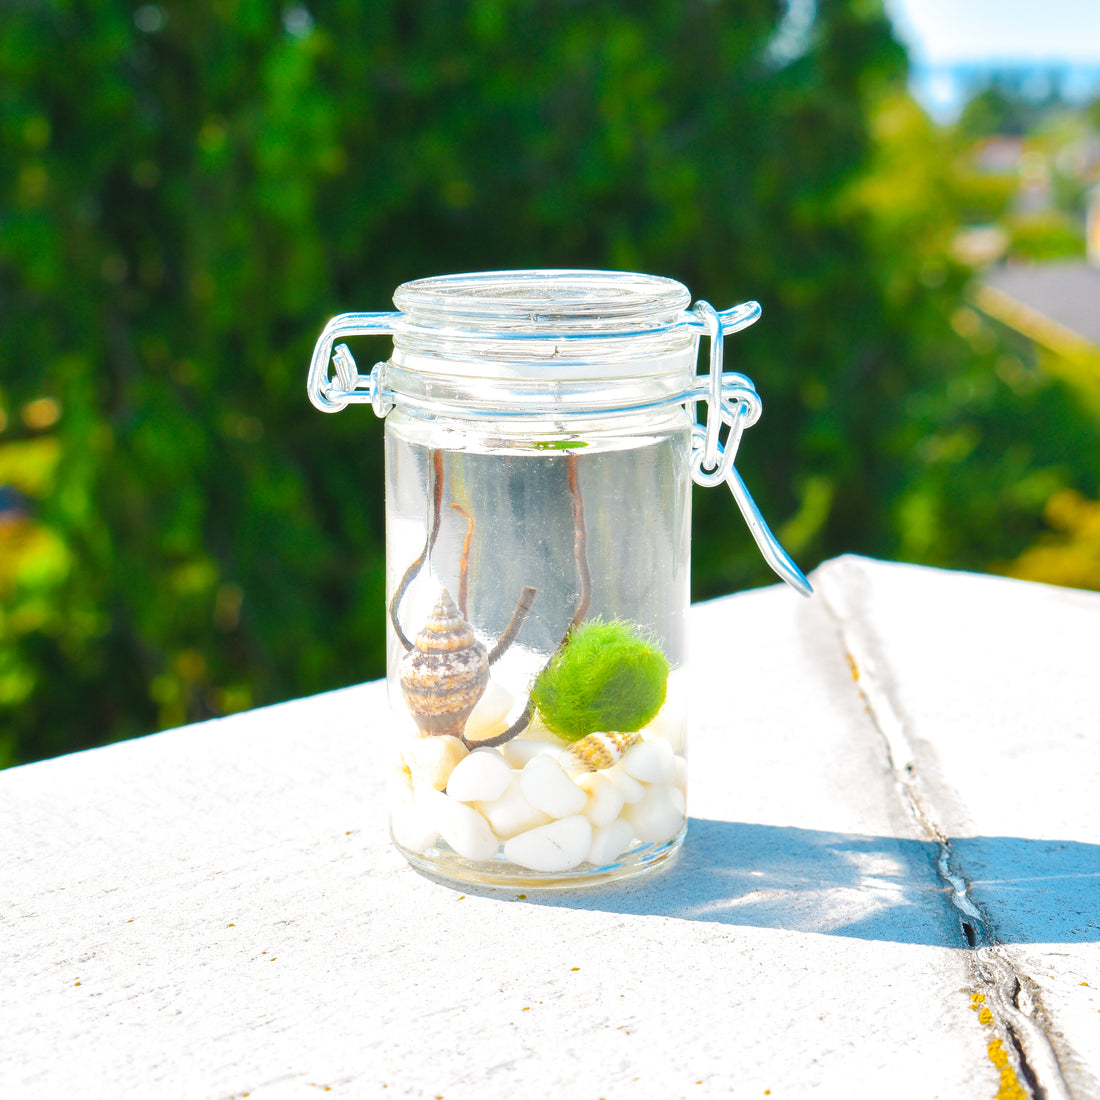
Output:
[{"xmin": 385, "ymin": 407, "xmax": 692, "ymax": 886}]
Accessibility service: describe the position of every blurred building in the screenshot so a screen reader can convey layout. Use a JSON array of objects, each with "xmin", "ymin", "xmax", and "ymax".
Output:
[{"xmin": 974, "ymin": 186, "xmax": 1100, "ymax": 361}]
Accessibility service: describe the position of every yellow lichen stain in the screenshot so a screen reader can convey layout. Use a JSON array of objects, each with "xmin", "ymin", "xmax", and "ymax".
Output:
[
  {"xmin": 987, "ymin": 1038, "xmax": 1028, "ymax": 1100},
  {"xmin": 978, "ymin": 1006, "xmax": 993, "ymax": 1025},
  {"xmin": 570, "ymin": 967, "xmax": 580, "ymax": 972},
  {"xmin": 74, "ymin": 981, "xmax": 81, "ymax": 987},
  {"xmin": 517, "ymin": 894, "xmax": 527, "ymax": 900},
  {"xmin": 971, "ymin": 993, "xmax": 986, "ymax": 1002},
  {"xmin": 1082, "ymin": 981, "xmax": 1089, "ymax": 986},
  {"xmin": 845, "ymin": 653, "xmax": 860, "ymax": 682}
]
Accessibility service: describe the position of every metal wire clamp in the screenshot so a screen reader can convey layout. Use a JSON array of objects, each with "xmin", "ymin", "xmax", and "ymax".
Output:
[{"xmin": 688, "ymin": 301, "xmax": 812, "ymax": 597}]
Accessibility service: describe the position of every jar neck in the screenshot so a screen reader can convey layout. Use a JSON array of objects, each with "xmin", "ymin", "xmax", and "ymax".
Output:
[
  {"xmin": 385, "ymin": 402, "xmax": 693, "ymax": 449},
  {"xmin": 383, "ymin": 346, "xmax": 697, "ymax": 419}
]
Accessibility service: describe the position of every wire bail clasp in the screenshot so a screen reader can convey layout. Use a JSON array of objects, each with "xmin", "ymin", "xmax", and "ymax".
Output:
[
  {"xmin": 307, "ymin": 312, "xmax": 400, "ymax": 416},
  {"xmin": 689, "ymin": 300, "xmax": 812, "ymax": 597}
]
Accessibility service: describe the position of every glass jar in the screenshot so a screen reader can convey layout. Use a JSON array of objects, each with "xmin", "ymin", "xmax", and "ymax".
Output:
[{"xmin": 307, "ymin": 269, "xmax": 809, "ymax": 889}]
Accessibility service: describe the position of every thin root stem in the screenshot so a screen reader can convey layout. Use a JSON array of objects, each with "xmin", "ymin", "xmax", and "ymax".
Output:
[
  {"xmin": 488, "ymin": 585, "xmax": 537, "ymax": 666},
  {"xmin": 471, "ymin": 453, "xmax": 591, "ymax": 747},
  {"xmin": 392, "ymin": 451, "xmax": 589, "ymax": 749},
  {"xmin": 389, "ymin": 449, "xmax": 444, "ymax": 652},
  {"xmin": 561, "ymin": 451, "xmax": 592, "ymax": 645},
  {"xmin": 464, "ymin": 700, "xmax": 533, "ymax": 750},
  {"xmin": 449, "ymin": 502, "xmax": 474, "ymax": 619}
]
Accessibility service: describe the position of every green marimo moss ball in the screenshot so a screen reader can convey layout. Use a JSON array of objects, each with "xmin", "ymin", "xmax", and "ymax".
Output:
[{"xmin": 530, "ymin": 618, "xmax": 670, "ymax": 743}]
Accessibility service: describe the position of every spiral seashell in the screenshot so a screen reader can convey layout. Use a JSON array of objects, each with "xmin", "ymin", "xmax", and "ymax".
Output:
[
  {"xmin": 562, "ymin": 730, "xmax": 642, "ymax": 772},
  {"xmin": 399, "ymin": 588, "xmax": 489, "ymax": 739}
]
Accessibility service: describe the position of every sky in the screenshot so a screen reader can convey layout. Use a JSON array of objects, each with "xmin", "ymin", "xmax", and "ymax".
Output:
[{"xmin": 884, "ymin": 0, "xmax": 1100, "ymax": 64}]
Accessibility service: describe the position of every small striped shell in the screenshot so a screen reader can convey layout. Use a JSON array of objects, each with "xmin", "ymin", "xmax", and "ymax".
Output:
[
  {"xmin": 399, "ymin": 588, "xmax": 489, "ymax": 740},
  {"xmin": 562, "ymin": 730, "xmax": 642, "ymax": 772}
]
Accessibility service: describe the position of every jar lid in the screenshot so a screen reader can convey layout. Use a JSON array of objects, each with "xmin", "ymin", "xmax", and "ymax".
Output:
[
  {"xmin": 387, "ymin": 269, "xmax": 700, "ymax": 385},
  {"xmin": 392, "ymin": 269, "xmax": 693, "ymax": 335}
]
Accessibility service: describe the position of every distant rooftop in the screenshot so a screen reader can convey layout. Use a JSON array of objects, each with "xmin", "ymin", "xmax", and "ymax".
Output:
[{"xmin": 976, "ymin": 261, "xmax": 1100, "ymax": 353}]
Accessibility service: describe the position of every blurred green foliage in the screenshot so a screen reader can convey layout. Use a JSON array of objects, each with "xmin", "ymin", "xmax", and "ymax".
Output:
[{"xmin": 3, "ymin": 0, "xmax": 1100, "ymax": 767}]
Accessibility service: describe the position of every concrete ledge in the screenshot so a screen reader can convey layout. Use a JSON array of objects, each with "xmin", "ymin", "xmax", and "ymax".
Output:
[{"xmin": 2, "ymin": 556, "xmax": 1097, "ymax": 1098}]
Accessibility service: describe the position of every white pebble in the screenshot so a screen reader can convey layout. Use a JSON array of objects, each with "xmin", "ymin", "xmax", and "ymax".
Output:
[
  {"xmin": 622, "ymin": 784, "xmax": 685, "ymax": 844},
  {"xmin": 669, "ymin": 785, "xmax": 687, "ymax": 816},
  {"xmin": 521, "ymin": 712, "xmax": 566, "ymax": 744},
  {"xmin": 575, "ymin": 771, "xmax": 625, "ymax": 828},
  {"xmin": 586, "ymin": 819, "xmax": 635, "ymax": 866},
  {"xmin": 389, "ymin": 762, "xmax": 414, "ymax": 800},
  {"xmin": 605, "ymin": 763, "xmax": 646, "ymax": 804},
  {"xmin": 476, "ymin": 777, "xmax": 553, "ymax": 840},
  {"xmin": 501, "ymin": 737, "xmax": 559, "ymax": 769},
  {"xmin": 622, "ymin": 737, "xmax": 677, "ymax": 784},
  {"xmin": 643, "ymin": 700, "xmax": 686, "ymax": 754},
  {"xmin": 422, "ymin": 788, "xmax": 499, "ymax": 861},
  {"xmin": 389, "ymin": 792, "xmax": 439, "ymax": 853},
  {"xmin": 520, "ymin": 754, "xmax": 587, "ymax": 818},
  {"xmin": 401, "ymin": 735, "xmax": 468, "ymax": 791},
  {"xmin": 445, "ymin": 747, "xmax": 514, "ymax": 803},
  {"xmin": 673, "ymin": 753, "xmax": 688, "ymax": 791},
  {"xmin": 503, "ymin": 815, "xmax": 592, "ymax": 873},
  {"xmin": 464, "ymin": 679, "xmax": 515, "ymax": 742}
]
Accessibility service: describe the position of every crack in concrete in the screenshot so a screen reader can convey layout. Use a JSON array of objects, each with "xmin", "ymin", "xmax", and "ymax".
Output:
[
  {"xmin": 973, "ymin": 950, "xmax": 1068, "ymax": 1100},
  {"xmin": 937, "ymin": 839, "xmax": 988, "ymax": 942},
  {"xmin": 814, "ymin": 564, "xmax": 1072, "ymax": 1100}
]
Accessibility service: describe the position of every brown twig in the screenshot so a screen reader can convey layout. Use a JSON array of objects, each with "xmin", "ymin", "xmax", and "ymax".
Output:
[
  {"xmin": 448, "ymin": 502, "xmax": 474, "ymax": 619},
  {"xmin": 464, "ymin": 698, "xmax": 533, "ymax": 749},
  {"xmin": 464, "ymin": 453, "xmax": 591, "ymax": 749},
  {"xmin": 461, "ymin": 583, "xmax": 538, "ymax": 748},
  {"xmin": 448, "ymin": 498, "xmax": 537, "ymax": 664},
  {"xmin": 389, "ymin": 449, "xmax": 444, "ymax": 652},
  {"xmin": 561, "ymin": 451, "xmax": 592, "ymax": 645},
  {"xmin": 487, "ymin": 585, "xmax": 538, "ymax": 666}
]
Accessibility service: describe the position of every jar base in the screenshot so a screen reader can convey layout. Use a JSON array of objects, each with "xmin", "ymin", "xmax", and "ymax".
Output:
[{"xmin": 395, "ymin": 825, "xmax": 686, "ymax": 891}]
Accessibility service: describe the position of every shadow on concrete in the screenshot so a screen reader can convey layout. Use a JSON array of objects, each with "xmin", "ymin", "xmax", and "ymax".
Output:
[{"xmin": 525, "ymin": 818, "xmax": 1100, "ymax": 947}]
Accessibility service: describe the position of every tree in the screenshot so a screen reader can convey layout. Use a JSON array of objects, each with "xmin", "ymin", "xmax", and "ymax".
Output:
[{"xmin": 6, "ymin": 0, "xmax": 1092, "ymax": 767}]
